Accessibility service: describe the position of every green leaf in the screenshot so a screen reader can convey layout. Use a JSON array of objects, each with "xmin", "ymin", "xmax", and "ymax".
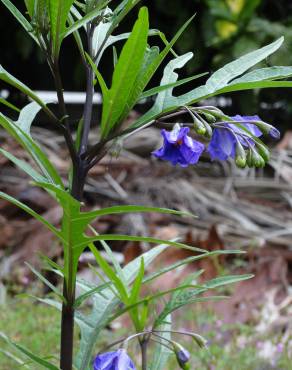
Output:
[
  {"xmin": 215, "ymin": 80, "xmax": 292, "ymax": 95},
  {"xmin": 100, "ymin": 239, "xmax": 128, "ymax": 291},
  {"xmin": 86, "ymin": 52, "xmax": 109, "ymax": 97},
  {"xmin": 39, "ymin": 253, "xmax": 64, "ymax": 274},
  {"xmin": 230, "ymin": 66, "xmax": 292, "ymax": 83},
  {"xmin": 130, "ymin": 51, "xmax": 194, "ymax": 129},
  {"xmin": 0, "ymin": 191, "xmax": 60, "ymax": 238},
  {"xmin": 88, "ymin": 242, "xmax": 129, "ymax": 302},
  {"xmin": 154, "ymin": 274, "xmax": 253, "ymax": 327},
  {"xmin": 0, "ymin": 148, "xmax": 46, "ymax": 183},
  {"xmin": 131, "ymin": 37, "xmax": 290, "ymax": 130},
  {"xmin": 49, "ymin": 0, "xmax": 74, "ymax": 57},
  {"xmin": 140, "ymin": 72, "xmax": 208, "ymax": 100},
  {"xmin": 0, "ymin": 0, "xmax": 38, "ymax": 44},
  {"xmin": 0, "ymin": 98, "xmax": 20, "ymax": 112},
  {"xmin": 24, "ymin": 0, "xmax": 35, "ymax": 18},
  {"xmin": 31, "ymin": 182, "xmax": 89, "ymax": 289},
  {"xmin": 0, "ymin": 66, "xmax": 51, "ymax": 113},
  {"xmin": 67, "ymin": 13, "xmax": 85, "ymax": 60},
  {"xmin": 109, "ymin": 0, "xmax": 142, "ymax": 33},
  {"xmin": 144, "ymin": 250, "xmax": 245, "ymax": 284},
  {"xmin": 202, "ymin": 274, "xmax": 254, "ymax": 289},
  {"xmin": 74, "ymin": 282, "xmax": 110, "ymax": 308},
  {"xmin": 100, "ymin": 7, "xmax": 149, "ymax": 137},
  {"xmin": 211, "ymin": 66, "xmax": 292, "ymax": 96},
  {"xmin": 64, "ymin": 1, "xmax": 111, "ymax": 38},
  {"xmin": 0, "ymin": 332, "xmax": 59, "ymax": 370},
  {"xmin": 150, "ymin": 316, "xmax": 172, "ymax": 370},
  {"xmin": 151, "ymin": 52, "xmax": 194, "ymax": 113},
  {"xmin": 0, "ymin": 113, "xmax": 64, "ymax": 187},
  {"xmin": 25, "ymin": 262, "xmax": 64, "ymax": 301},
  {"xmin": 83, "ymin": 204, "xmax": 195, "ymax": 220},
  {"xmin": 16, "ymin": 101, "xmax": 44, "ymax": 134},
  {"xmin": 129, "ymin": 258, "xmax": 144, "ymax": 304},
  {"xmin": 115, "ymin": 45, "xmax": 161, "ymax": 125},
  {"xmin": 0, "ymin": 348, "xmax": 30, "ymax": 368},
  {"xmin": 124, "ymin": 15, "xmax": 196, "ymax": 131},
  {"xmin": 205, "ymin": 37, "xmax": 284, "ymax": 91},
  {"xmin": 74, "ymin": 244, "xmax": 168, "ymax": 370},
  {"xmin": 75, "ymin": 234, "xmax": 206, "ymax": 254}
]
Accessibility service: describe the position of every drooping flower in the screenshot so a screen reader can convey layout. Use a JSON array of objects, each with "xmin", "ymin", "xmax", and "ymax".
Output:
[
  {"xmin": 208, "ymin": 115, "xmax": 279, "ymax": 161},
  {"xmin": 93, "ymin": 349, "xmax": 136, "ymax": 370},
  {"xmin": 153, "ymin": 123, "xmax": 205, "ymax": 167}
]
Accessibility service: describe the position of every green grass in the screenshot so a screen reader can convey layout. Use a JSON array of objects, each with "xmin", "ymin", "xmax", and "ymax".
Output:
[
  {"xmin": 0, "ymin": 299, "xmax": 60, "ymax": 369},
  {"xmin": 0, "ymin": 298, "xmax": 291, "ymax": 369}
]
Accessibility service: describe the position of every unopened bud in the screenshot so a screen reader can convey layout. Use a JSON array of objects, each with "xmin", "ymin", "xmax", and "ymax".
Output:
[
  {"xmin": 186, "ymin": 108, "xmax": 206, "ymax": 135},
  {"xmin": 200, "ymin": 111, "xmax": 216, "ymax": 123},
  {"xmin": 173, "ymin": 342, "xmax": 191, "ymax": 370},
  {"xmin": 254, "ymin": 121, "xmax": 280, "ymax": 139},
  {"xmin": 246, "ymin": 149, "xmax": 253, "ymax": 168},
  {"xmin": 192, "ymin": 117, "xmax": 206, "ymax": 135},
  {"xmin": 255, "ymin": 142, "xmax": 270, "ymax": 162},
  {"xmin": 235, "ymin": 141, "xmax": 247, "ymax": 168},
  {"xmin": 251, "ymin": 149, "xmax": 265, "ymax": 168},
  {"xmin": 202, "ymin": 121, "xmax": 213, "ymax": 138}
]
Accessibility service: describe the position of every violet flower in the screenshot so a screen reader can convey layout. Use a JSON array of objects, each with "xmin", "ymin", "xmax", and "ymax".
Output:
[
  {"xmin": 93, "ymin": 349, "xmax": 136, "ymax": 370},
  {"xmin": 208, "ymin": 115, "xmax": 279, "ymax": 161},
  {"xmin": 153, "ymin": 123, "xmax": 205, "ymax": 167}
]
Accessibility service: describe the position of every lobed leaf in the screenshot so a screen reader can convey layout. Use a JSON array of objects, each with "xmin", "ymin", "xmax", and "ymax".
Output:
[
  {"xmin": 131, "ymin": 37, "xmax": 292, "ymax": 131},
  {"xmin": 75, "ymin": 244, "xmax": 168, "ymax": 370}
]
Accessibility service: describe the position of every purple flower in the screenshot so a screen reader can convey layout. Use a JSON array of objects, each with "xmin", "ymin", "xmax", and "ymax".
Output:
[
  {"xmin": 153, "ymin": 123, "xmax": 205, "ymax": 167},
  {"xmin": 93, "ymin": 349, "xmax": 136, "ymax": 370},
  {"xmin": 208, "ymin": 115, "xmax": 268, "ymax": 161}
]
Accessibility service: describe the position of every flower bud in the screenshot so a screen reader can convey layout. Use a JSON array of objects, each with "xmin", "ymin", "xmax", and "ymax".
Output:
[
  {"xmin": 192, "ymin": 116, "xmax": 206, "ymax": 135},
  {"xmin": 173, "ymin": 342, "xmax": 191, "ymax": 369},
  {"xmin": 253, "ymin": 121, "xmax": 280, "ymax": 139},
  {"xmin": 255, "ymin": 142, "xmax": 270, "ymax": 162},
  {"xmin": 202, "ymin": 121, "xmax": 213, "ymax": 138},
  {"xmin": 246, "ymin": 149, "xmax": 253, "ymax": 168},
  {"xmin": 200, "ymin": 111, "xmax": 216, "ymax": 123},
  {"xmin": 235, "ymin": 141, "xmax": 247, "ymax": 168},
  {"xmin": 251, "ymin": 149, "xmax": 265, "ymax": 168}
]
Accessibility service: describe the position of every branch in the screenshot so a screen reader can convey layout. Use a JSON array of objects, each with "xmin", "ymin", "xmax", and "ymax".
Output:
[{"xmin": 52, "ymin": 62, "xmax": 78, "ymax": 163}]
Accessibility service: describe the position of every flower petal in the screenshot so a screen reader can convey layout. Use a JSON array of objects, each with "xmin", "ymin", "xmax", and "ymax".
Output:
[
  {"xmin": 163, "ymin": 124, "xmax": 190, "ymax": 143},
  {"xmin": 229, "ymin": 115, "xmax": 262, "ymax": 137},
  {"xmin": 208, "ymin": 128, "xmax": 236, "ymax": 160},
  {"xmin": 94, "ymin": 351, "xmax": 118, "ymax": 370},
  {"xmin": 180, "ymin": 136, "xmax": 204, "ymax": 165},
  {"xmin": 153, "ymin": 126, "xmax": 204, "ymax": 167},
  {"xmin": 116, "ymin": 349, "xmax": 136, "ymax": 370}
]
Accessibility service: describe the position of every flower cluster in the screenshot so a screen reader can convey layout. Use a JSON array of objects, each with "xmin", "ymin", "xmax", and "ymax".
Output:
[{"xmin": 153, "ymin": 113, "xmax": 280, "ymax": 168}]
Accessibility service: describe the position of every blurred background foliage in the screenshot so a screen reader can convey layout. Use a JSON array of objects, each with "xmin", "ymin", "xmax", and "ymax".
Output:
[{"xmin": 1, "ymin": 0, "xmax": 292, "ymax": 129}]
